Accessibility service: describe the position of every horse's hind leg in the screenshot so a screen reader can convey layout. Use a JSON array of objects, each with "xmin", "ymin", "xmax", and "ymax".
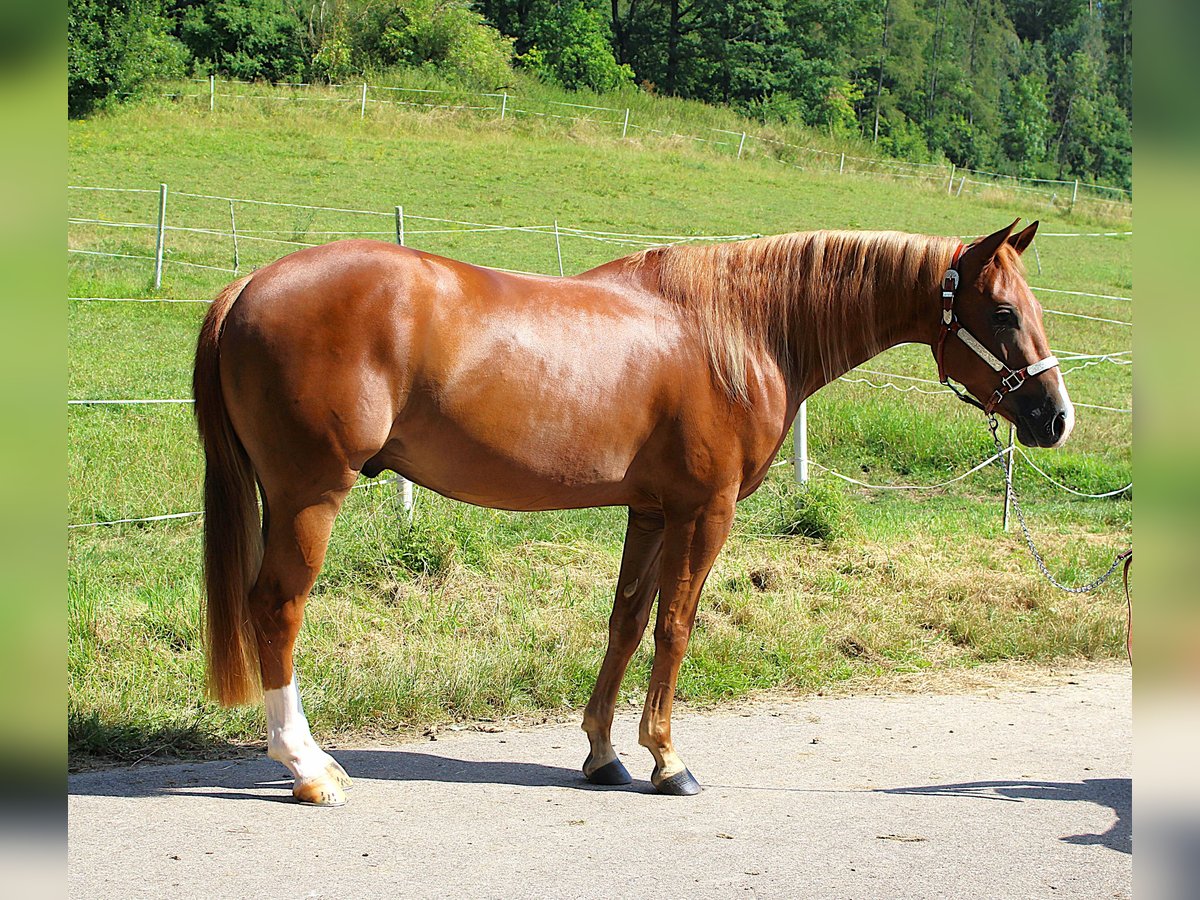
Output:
[
  {"xmin": 251, "ymin": 483, "xmax": 353, "ymax": 807},
  {"xmin": 581, "ymin": 508, "xmax": 664, "ymax": 785}
]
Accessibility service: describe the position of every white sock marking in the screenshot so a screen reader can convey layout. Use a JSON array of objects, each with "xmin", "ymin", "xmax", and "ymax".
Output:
[{"xmin": 265, "ymin": 674, "xmax": 335, "ymax": 783}]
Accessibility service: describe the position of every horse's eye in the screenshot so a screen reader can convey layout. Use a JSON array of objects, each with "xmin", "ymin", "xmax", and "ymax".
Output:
[{"xmin": 992, "ymin": 308, "xmax": 1019, "ymax": 330}]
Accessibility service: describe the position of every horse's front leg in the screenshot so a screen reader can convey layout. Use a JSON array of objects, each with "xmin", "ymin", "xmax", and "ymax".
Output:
[
  {"xmin": 581, "ymin": 508, "xmax": 665, "ymax": 785},
  {"xmin": 639, "ymin": 494, "xmax": 737, "ymax": 795}
]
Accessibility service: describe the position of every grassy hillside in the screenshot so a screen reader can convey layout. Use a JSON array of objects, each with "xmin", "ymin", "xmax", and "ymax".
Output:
[{"xmin": 67, "ymin": 90, "xmax": 1132, "ymax": 765}]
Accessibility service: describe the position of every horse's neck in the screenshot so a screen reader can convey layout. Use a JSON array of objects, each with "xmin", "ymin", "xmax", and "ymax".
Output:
[{"xmin": 789, "ymin": 266, "xmax": 935, "ymax": 400}]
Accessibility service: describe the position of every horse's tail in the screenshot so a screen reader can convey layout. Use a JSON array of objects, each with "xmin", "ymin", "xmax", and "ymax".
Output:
[{"xmin": 193, "ymin": 274, "xmax": 262, "ymax": 707}]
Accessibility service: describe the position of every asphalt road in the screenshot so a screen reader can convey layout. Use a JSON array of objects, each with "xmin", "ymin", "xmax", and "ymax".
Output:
[{"xmin": 68, "ymin": 667, "xmax": 1130, "ymax": 899}]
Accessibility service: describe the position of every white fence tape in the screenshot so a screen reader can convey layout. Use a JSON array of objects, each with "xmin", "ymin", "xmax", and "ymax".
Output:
[
  {"xmin": 126, "ymin": 77, "xmax": 1135, "ymax": 203},
  {"xmin": 810, "ymin": 448, "xmax": 1010, "ymax": 490}
]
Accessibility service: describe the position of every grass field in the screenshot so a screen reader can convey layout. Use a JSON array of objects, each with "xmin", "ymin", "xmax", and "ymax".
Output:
[{"xmin": 67, "ymin": 85, "xmax": 1132, "ymax": 766}]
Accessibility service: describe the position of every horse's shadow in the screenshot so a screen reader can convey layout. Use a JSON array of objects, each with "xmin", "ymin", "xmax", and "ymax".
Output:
[
  {"xmin": 68, "ymin": 748, "xmax": 653, "ymax": 803},
  {"xmin": 70, "ymin": 753, "xmax": 1130, "ymax": 855},
  {"xmin": 879, "ymin": 778, "xmax": 1131, "ymax": 854}
]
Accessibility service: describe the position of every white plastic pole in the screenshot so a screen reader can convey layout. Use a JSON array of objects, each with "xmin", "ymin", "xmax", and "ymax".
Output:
[
  {"xmin": 153, "ymin": 183, "xmax": 167, "ymax": 289},
  {"xmin": 1072, "ymin": 179, "xmax": 1079, "ymax": 206},
  {"xmin": 1032, "ymin": 238, "xmax": 1042, "ymax": 275},
  {"xmin": 399, "ymin": 478, "xmax": 414, "ymax": 519},
  {"xmin": 839, "ymin": 152, "xmax": 845, "ymax": 175},
  {"xmin": 554, "ymin": 219, "xmax": 564, "ymax": 277},
  {"xmin": 229, "ymin": 199, "xmax": 239, "ymax": 273},
  {"xmin": 956, "ymin": 175, "xmax": 966, "ymax": 197},
  {"xmin": 948, "ymin": 163, "xmax": 955, "ymax": 194},
  {"xmin": 209, "ymin": 75, "xmax": 215, "ymax": 112},
  {"xmin": 622, "ymin": 108, "xmax": 630, "ymax": 138},
  {"xmin": 794, "ymin": 401, "xmax": 809, "ymax": 484},
  {"xmin": 360, "ymin": 83, "xmax": 368, "ymax": 119},
  {"xmin": 500, "ymin": 93, "xmax": 507, "ymax": 121},
  {"xmin": 737, "ymin": 132, "xmax": 747, "ymax": 158},
  {"xmin": 393, "ymin": 203, "xmax": 413, "ymax": 517}
]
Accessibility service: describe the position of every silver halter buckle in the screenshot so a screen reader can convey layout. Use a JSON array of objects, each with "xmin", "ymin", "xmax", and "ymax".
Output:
[{"xmin": 1001, "ymin": 370, "xmax": 1027, "ymax": 392}]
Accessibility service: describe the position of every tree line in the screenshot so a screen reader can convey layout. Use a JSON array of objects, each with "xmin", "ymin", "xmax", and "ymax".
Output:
[{"xmin": 68, "ymin": 0, "xmax": 1131, "ymax": 189}]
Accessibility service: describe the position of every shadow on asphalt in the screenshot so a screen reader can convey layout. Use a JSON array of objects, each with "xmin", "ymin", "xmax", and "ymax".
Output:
[
  {"xmin": 879, "ymin": 778, "xmax": 1131, "ymax": 854},
  {"xmin": 67, "ymin": 749, "xmax": 658, "ymax": 803}
]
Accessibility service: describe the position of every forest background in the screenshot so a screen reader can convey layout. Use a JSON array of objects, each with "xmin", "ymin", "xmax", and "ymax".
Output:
[{"xmin": 67, "ymin": 0, "xmax": 1132, "ymax": 191}]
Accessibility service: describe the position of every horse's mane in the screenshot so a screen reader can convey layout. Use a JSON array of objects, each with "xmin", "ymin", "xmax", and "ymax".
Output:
[{"xmin": 631, "ymin": 230, "xmax": 963, "ymax": 402}]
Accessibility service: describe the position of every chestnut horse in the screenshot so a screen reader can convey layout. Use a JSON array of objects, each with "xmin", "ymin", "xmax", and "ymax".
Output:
[{"xmin": 193, "ymin": 219, "xmax": 1072, "ymax": 805}]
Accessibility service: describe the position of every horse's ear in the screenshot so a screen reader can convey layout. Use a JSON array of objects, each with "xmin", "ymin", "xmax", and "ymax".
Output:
[
  {"xmin": 960, "ymin": 219, "xmax": 1020, "ymax": 273},
  {"xmin": 1007, "ymin": 220, "xmax": 1039, "ymax": 255}
]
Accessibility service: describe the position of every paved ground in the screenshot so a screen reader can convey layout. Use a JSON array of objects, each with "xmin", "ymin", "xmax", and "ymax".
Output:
[{"xmin": 68, "ymin": 668, "xmax": 1130, "ymax": 899}]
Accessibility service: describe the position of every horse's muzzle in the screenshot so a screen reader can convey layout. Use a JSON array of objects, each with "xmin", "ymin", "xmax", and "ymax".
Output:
[{"xmin": 1013, "ymin": 390, "xmax": 1074, "ymax": 449}]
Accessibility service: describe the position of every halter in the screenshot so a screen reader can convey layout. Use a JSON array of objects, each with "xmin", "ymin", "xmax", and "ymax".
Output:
[{"xmin": 936, "ymin": 243, "xmax": 1059, "ymax": 415}]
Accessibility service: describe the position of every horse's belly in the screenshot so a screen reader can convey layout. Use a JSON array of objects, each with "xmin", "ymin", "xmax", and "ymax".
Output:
[{"xmin": 370, "ymin": 396, "xmax": 651, "ymax": 511}]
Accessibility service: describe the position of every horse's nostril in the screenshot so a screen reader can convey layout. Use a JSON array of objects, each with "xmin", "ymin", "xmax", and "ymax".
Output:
[{"xmin": 1050, "ymin": 411, "xmax": 1067, "ymax": 442}]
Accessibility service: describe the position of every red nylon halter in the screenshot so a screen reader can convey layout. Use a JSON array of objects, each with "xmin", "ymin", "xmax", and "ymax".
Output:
[{"xmin": 935, "ymin": 242, "xmax": 966, "ymax": 386}]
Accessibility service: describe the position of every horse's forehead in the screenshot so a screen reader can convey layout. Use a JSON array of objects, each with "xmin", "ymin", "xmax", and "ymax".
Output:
[{"xmin": 986, "ymin": 258, "xmax": 1034, "ymax": 306}]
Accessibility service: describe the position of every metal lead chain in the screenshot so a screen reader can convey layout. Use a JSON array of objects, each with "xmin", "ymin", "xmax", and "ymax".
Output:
[{"xmin": 987, "ymin": 415, "xmax": 1131, "ymax": 594}]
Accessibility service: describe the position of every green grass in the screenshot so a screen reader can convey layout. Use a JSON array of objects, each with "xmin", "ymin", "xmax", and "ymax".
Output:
[{"xmin": 67, "ymin": 82, "xmax": 1132, "ymax": 767}]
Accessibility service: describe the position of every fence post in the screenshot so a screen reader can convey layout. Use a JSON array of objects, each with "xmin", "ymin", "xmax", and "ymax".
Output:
[
  {"xmin": 229, "ymin": 199, "xmax": 239, "ymax": 274},
  {"xmin": 1002, "ymin": 423, "xmax": 1015, "ymax": 531},
  {"xmin": 621, "ymin": 108, "xmax": 630, "ymax": 139},
  {"xmin": 209, "ymin": 75, "xmax": 215, "ymax": 112},
  {"xmin": 1031, "ymin": 238, "xmax": 1042, "ymax": 275},
  {"xmin": 1071, "ymin": 179, "xmax": 1079, "ymax": 209},
  {"xmin": 737, "ymin": 132, "xmax": 747, "ymax": 159},
  {"xmin": 554, "ymin": 219, "xmax": 564, "ymax": 277},
  {"xmin": 839, "ymin": 152, "xmax": 845, "ymax": 175},
  {"xmin": 153, "ymin": 183, "xmax": 167, "ymax": 290},
  {"xmin": 360, "ymin": 83, "xmax": 368, "ymax": 119},
  {"xmin": 500, "ymin": 92, "xmax": 507, "ymax": 121},
  {"xmin": 956, "ymin": 175, "xmax": 966, "ymax": 197},
  {"xmin": 948, "ymin": 163, "xmax": 955, "ymax": 194},
  {"xmin": 794, "ymin": 401, "xmax": 809, "ymax": 484},
  {"xmin": 393, "ymin": 203, "xmax": 413, "ymax": 518}
]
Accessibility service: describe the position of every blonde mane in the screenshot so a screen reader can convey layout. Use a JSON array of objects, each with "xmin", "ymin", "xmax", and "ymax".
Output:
[{"xmin": 635, "ymin": 230, "xmax": 962, "ymax": 402}]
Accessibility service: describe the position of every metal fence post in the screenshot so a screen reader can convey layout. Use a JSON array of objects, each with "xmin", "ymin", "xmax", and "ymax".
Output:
[
  {"xmin": 229, "ymin": 199, "xmax": 239, "ymax": 274},
  {"xmin": 153, "ymin": 183, "xmax": 167, "ymax": 289},
  {"xmin": 794, "ymin": 401, "xmax": 809, "ymax": 484},
  {"xmin": 1002, "ymin": 423, "xmax": 1015, "ymax": 530},
  {"xmin": 554, "ymin": 219, "xmax": 564, "ymax": 277}
]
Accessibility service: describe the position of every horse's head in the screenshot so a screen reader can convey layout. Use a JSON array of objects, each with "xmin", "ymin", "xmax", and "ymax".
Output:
[{"xmin": 937, "ymin": 219, "xmax": 1074, "ymax": 449}]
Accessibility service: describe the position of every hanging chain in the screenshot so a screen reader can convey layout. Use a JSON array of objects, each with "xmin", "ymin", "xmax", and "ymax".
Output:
[{"xmin": 987, "ymin": 415, "xmax": 1131, "ymax": 594}]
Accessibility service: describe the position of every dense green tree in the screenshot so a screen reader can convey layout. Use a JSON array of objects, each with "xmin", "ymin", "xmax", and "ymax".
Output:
[
  {"xmin": 517, "ymin": 0, "xmax": 632, "ymax": 92},
  {"xmin": 1001, "ymin": 72, "xmax": 1051, "ymax": 172},
  {"xmin": 175, "ymin": 0, "xmax": 308, "ymax": 81},
  {"xmin": 68, "ymin": 0, "xmax": 188, "ymax": 116}
]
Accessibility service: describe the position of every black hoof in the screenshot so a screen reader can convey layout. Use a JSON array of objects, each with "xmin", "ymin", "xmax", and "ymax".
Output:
[
  {"xmin": 653, "ymin": 767, "xmax": 702, "ymax": 796},
  {"xmin": 583, "ymin": 754, "xmax": 632, "ymax": 786}
]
